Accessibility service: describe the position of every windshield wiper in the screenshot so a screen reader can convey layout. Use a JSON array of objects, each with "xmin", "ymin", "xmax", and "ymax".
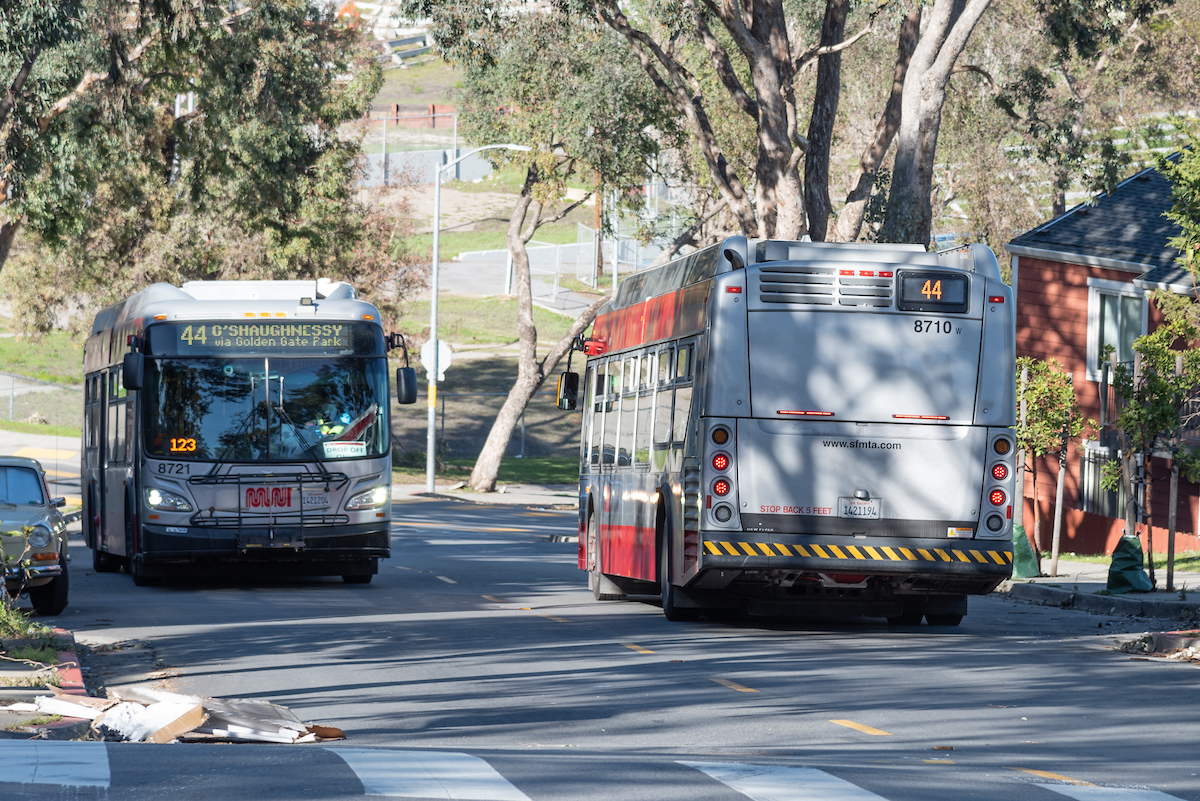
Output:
[{"xmin": 272, "ymin": 402, "xmax": 334, "ymax": 484}]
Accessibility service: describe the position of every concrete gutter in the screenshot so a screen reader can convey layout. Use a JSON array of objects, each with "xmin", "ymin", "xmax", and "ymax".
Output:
[
  {"xmin": 997, "ymin": 581, "xmax": 1200, "ymax": 621},
  {"xmin": 0, "ymin": 628, "xmax": 94, "ymax": 740}
]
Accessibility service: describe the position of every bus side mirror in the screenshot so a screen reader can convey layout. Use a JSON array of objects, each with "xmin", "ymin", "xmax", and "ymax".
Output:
[
  {"xmin": 556, "ymin": 372, "xmax": 579, "ymax": 411},
  {"xmin": 122, "ymin": 353, "xmax": 144, "ymax": 391},
  {"xmin": 395, "ymin": 367, "xmax": 418, "ymax": 405}
]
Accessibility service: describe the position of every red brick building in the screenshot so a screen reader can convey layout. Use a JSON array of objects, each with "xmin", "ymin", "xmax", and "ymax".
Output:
[{"xmin": 1006, "ymin": 160, "xmax": 1199, "ymax": 556}]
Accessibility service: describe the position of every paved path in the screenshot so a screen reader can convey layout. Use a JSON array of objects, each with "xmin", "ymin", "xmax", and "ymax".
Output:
[{"xmin": 0, "ymin": 427, "xmax": 82, "ymax": 505}]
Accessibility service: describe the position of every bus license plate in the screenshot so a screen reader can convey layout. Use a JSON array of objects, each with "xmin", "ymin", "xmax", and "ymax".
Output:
[
  {"xmin": 838, "ymin": 498, "xmax": 880, "ymax": 520},
  {"xmin": 302, "ymin": 490, "xmax": 330, "ymax": 509}
]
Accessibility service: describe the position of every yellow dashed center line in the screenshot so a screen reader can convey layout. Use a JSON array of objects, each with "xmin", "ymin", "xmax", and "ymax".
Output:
[
  {"xmin": 436, "ymin": 576, "xmax": 457, "ymax": 584},
  {"xmin": 622, "ymin": 643, "xmax": 655, "ymax": 654},
  {"xmin": 923, "ymin": 759, "xmax": 955, "ymax": 765},
  {"xmin": 538, "ymin": 615, "xmax": 571, "ymax": 623},
  {"xmin": 1005, "ymin": 768, "xmax": 1095, "ymax": 786},
  {"xmin": 830, "ymin": 719, "xmax": 892, "ymax": 736},
  {"xmin": 712, "ymin": 678, "xmax": 759, "ymax": 693},
  {"xmin": 482, "ymin": 595, "xmax": 507, "ymax": 603}
]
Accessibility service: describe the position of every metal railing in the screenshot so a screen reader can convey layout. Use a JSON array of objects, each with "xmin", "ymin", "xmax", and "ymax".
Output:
[{"xmin": 1, "ymin": 372, "xmax": 82, "ymax": 430}]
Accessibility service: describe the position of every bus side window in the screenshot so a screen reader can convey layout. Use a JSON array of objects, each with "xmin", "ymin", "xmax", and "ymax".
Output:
[
  {"xmin": 582, "ymin": 365, "xmax": 597, "ymax": 470},
  {"xmin": 618, "ymin": 357, "xmax": 635, "ymax": 467},
  {"xmin": 635, "ymin": 355, "xmax": 653, "ymax": 466},
  {"xmin": 601, "ymin": 361, "xmax": 619, "ymax": 466},
  {"xmin": 653, "ymin": 348, "xmax": 674, "ymax": 465},
  {"xmin": 107, "ymin": 402, "xmax": 122, "ymax": 465},
  {"xmin": 125, "ymin": 402, "xmax": 136, "ymax": 462},
  {"xmin": 673, "ymin": 344, "xmax": 694, "ymax": 447}
]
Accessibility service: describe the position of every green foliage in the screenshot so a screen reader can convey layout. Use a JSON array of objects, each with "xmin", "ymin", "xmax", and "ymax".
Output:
[
  {"xmin": 1102, "ymin": 315, "xmax": 1200, "ymax": 492},
  {"xmin": 1016, "ymin": 356, "xmax": 1088, "ymax": 458},
  {"xmin": 1, "ymin": 1, "xmax": 426, "ymax": 334},
  {"xmin": 1159, "ymin": 128, "xmax": 1200, "ymax": 282}
]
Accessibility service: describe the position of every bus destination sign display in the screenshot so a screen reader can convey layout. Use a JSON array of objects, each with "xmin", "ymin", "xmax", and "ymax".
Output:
[
  {"xmin": 896, "ymin": 271, "xmax": 969, "ymax": 314},
  {"xmin": 147, "ymin": 322, "xmax": 382, "ymax": 356}
]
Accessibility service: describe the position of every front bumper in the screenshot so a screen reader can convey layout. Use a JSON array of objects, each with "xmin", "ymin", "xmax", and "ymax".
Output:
[
  {"xmin": 3, "ymin": 562, "xmax": 63, "ymax": 586},
  {"xmin": 700, "ymin": 533, "xmax": 1012, "ymax": 579},
  {"xmin": 139, "ymin": 522, "xmax": 390, "ymax": 563}
]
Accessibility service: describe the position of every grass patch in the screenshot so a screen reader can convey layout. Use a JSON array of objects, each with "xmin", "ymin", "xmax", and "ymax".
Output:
[
  {"xmin": 395, "ymin": 296, "xmax": 577, "ymax": 345},
  {"xmin": 0, "ymin": 331, "xmax": 84, "ymax": 385},
  {"xmin": 375, "ymin": 57, "xmax": 463, "ymax": 108},
  {"xmin": 4, "ymin": 714, "xmax": 63, "ymax": 730},
  {"xmin": 6, "ymin": 644, "xmax": 57, "ymax": 664},
  {"xmin": 1051, "ymin": 550, "xmax": 1200, "ymax": 573},
  {"xmin": 402, "ymin": 221, "xmax": 581, "ymax": 262},
  {"xmin": 0, "ymin": 420, "xmax": 82, "ymax": 438},
  {"xmin": 0, "ymin": 603, "xmax": 52, "ymax": 640},
  {"xmin": 392, "ymin": 456, "xmax": 579, "ymax": 485}
]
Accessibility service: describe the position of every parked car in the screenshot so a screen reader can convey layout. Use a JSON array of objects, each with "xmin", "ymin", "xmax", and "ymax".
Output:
[{"xmin": 0, "ymin": 456, "xmax": 69, "ymax": 615}]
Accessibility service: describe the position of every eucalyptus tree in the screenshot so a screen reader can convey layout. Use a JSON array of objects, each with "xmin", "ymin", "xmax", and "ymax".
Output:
[
  {"xmin": 0, "ymin": 1, "xmax": 399, "ymax": 330},
  {"xmin": 410, "ymin": 6, "xmax": 676, "ymax": 491}
]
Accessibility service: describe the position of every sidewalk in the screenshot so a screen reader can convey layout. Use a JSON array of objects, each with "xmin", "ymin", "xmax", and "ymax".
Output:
[
  {"xmin": 393, "ymin": 481, "xmax": 577, "ymax": 508},
  {"xmin": 999, "ymin": 558, "xmax": 1200, "ymax": 621}
]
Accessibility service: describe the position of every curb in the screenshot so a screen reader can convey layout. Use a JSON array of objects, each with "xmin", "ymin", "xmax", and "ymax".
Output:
[
  {"xmin": 0, "ymin": 627, "xmax": 93, "ymax": 740},
  {"xmin": 998, "ymin": 581, "xmax": 1200, "ymax": 620}
]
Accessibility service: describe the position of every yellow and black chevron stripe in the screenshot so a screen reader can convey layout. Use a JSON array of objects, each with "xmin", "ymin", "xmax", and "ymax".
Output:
[{"xmin": 702, "ymin": 540, "xmax": 1013, "ymax": 566}]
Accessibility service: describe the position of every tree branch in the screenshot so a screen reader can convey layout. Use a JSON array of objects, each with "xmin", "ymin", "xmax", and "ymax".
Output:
[
  {"xmin": 691, "ymin": 0, "xmax": 758, "ymax": 117},
  {"xmin": 951, "ymin": 63, "xmax": 997, "ymax": 89},
  {"xmin": 0, "ymin": 48, "xmax": 39, "ymax": 133},
  {"xmin": 646, "ymin": 197, "xmax": 729, "ymax": 269},
  {"xmin": 38, "ymin": 31, "xmax": 157, "ymax": 132},
  {"xmin": 538, "ymin": 192, "xmax": 594, "ymax": 228},
  {"xmin": 538, "ymin": 293, "xmax": 609, "ymax": 380},
  {"xmin": 794, "ymin": 1, "xmax": 889, "ymax": 73}
]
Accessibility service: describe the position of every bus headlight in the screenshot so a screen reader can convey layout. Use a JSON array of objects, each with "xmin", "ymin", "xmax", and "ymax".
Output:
[
  {"xmin": 346, "ymin": 486, "xmax": 390, "ymax": 511},
  {"xmin": 27, "ymin": 525, "xmax": 52, "ymax": 549},
  {"xmin": 145, "ymin": 488, "xmax": 193, "ymax": 512}
]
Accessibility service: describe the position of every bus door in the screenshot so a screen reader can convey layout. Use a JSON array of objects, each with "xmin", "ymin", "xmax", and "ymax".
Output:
[
  {"xmin": 83, "ymin": 373, "xmax": 104, "ymax": 548},
  {"xmin": 102, "ymin": 368, "xmax": 128, "ymax": 555}
]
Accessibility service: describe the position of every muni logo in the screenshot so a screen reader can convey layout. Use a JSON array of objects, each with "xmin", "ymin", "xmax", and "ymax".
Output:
[{"xmin": 245, "ymin": 487, "xmax": 292, "ymax": 509}]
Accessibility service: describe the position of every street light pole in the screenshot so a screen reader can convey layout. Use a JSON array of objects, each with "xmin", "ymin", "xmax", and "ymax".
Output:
[{"xmin": 426, "ymin": 143, "xmax": 532, "ymax": 492}]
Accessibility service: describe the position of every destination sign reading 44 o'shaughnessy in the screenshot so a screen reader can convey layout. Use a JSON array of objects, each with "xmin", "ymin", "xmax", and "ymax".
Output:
[{"xmin": 147, "ymin": 322, "xmax": 382, "ymax": 356}]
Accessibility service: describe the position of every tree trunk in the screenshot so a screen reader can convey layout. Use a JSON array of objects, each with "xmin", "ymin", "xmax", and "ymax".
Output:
[
  {"xmin": 804, "ymin": 0, "xmax": 849, "ymax": 241},
  {"xmin": 469, "ymin": 184, "xmax": 609, "ymax": 493},
  {"xmin": 0, "ymin": 221, "xmax": 20, "ymax": 275},
  {"xmin": 1144, "ymin": 460, "xmax": 1156, "ymax": 588},
  {"xmin": 833, "ymin": 9, "xmax": 920, "ymax": 243},
  {"xmin": 1032, "ymin": 453, "xmax": 1043, "ymax": 571},
  {"xmin": 880, "ymin": 0, "xmax": 992, "ymax": 245}
]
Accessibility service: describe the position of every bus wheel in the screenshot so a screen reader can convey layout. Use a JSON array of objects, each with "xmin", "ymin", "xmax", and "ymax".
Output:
[
  {"xmin": 93, "ymin": 547, "xmax": 121, "ymax": 573},
  {"xmin": 660, "ymin": 534, "xmax": 698, "ymax": 622},
  {"xmin": 129, "ymin": 557, "xmax": 153, "ymax": 587},
  {"xmin": 925, "ymin": 613, "xmax": 963, "ymax": 626},
  {"xmin": 29, "ymin": 555, "xmax": 69, "ymax": 616},
  {"xmin": 887, "ymin": 600, "xmax": 924, "ymax": 626}
]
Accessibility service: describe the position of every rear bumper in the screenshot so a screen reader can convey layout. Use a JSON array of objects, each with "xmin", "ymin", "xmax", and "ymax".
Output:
[{"xmin": 699, "ymin": 533, "xmax": 1012, "ymax": 579}]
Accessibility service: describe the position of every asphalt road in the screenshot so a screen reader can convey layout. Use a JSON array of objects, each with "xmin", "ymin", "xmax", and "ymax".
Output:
[{"xmin": 6, "ymin": 497, "xmax": 1200, "ymax": 800}]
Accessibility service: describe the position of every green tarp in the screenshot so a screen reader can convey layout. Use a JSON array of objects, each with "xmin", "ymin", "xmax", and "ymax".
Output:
[
  {"xmin": 1107, "ymin": 535, "xmax": 1154, "ymax": 594},
  {"xmin": 1011, "ymin": 525, "xmax": 1040, "ymax": 578}
]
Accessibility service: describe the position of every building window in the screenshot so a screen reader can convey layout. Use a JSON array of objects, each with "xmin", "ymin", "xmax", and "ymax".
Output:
[
  {"xmin": 1078, "ymin": 441, "xmax": 1124, "ymax": 518},
  {"xmin": 1086, "ymin": 278, "xmax": 1147, "ymax": 382}
]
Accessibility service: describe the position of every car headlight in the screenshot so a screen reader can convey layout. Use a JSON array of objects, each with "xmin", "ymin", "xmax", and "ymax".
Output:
[
  {"xmin": 345, "ymin": 486, "xmax": 390, "ymax": 511},
  {"xmin": 145, "ymin": 488, "xmax": 193, "ymax": 512},
  {"xmin": 27, "ymin": 525, "xmax": 52, "ymax": 549}
]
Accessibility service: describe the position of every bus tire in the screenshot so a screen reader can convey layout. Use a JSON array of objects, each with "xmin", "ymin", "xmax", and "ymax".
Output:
[
  {"xmin": 925, "ymin": 613, "xmax": 963, "ymax": 626},
  {"xmin": 29, "ymin": 555, "xmax": 69, "ymax": 616},
  {"xmin": 129, "ymin": 557, "xmax": 152, "ymax": 587},
  {"xmin": 660, "ymin": 528, "xmax": 698, "ymax": 622},
  {"xmin": 93, "ymin": 547, "xmax": 121, "ymax": 573},
  {"xmin": 887, "ymin": 600, "xmax": 924, "ymax": 626}
]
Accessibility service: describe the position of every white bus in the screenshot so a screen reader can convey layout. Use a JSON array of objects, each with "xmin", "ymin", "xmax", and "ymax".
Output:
[
  {"xmin": 82, "ymin": 279, "xmax": 416, "ymax": 585},
  {"xmin": 560, "ymin": 237, "xmax": 1016, "ymax": 625}
]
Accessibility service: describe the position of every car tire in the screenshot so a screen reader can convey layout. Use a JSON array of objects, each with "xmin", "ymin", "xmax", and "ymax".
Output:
[{"xmin": 29, "ymin": 556, "xmax": 69, "ymax": 616}]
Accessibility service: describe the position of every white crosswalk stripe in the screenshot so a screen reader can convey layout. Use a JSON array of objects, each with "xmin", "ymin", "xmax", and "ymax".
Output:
[
  {"xmin": 328, "ymin": 747, "xmax": 532, "ymax": 800},
  {"xmin": 0, "ymin": 740, "xmax": 110, "ymax": 787},
  {"xmin": 1038, "ymin": 784, "xmax": 1185, "ymax": 800},
  {"xmin": 681, "ymin": 761, "xmax": 887, "ymax": 801}
]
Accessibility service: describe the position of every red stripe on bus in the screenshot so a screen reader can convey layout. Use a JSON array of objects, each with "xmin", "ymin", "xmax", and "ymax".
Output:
[
  {"xmin": 599, "ymin": 522, "xmax": 657, "ymax": 582},
  {"xmin": 592, "ymin": 281, "xmax": 710, "ymax": 353}
]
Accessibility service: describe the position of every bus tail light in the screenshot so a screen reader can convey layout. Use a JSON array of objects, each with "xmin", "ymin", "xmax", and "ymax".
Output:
[
  {"xmin": 712, "ymin": 453, "xmax": 730, "ymax": 471},
  {"xmin": 779, "ymin": 410, "xmax": 834, "ymax": 417},
  {"xmin": 989, "ymin": 489, "xmax": 1006, "ymax": 506},
  {"xmin": 713, "ymin": 479, "xmax": 731, "ymax": 497},
  {"xmin": 991, "ymin": 463, "xmax": 1009, "ymax": 481}
]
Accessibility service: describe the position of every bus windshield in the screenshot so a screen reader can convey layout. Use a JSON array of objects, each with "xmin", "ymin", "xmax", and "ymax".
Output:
[{"xmin": 142, "ymin": 357, "xmax": 388, "ymax": 462}]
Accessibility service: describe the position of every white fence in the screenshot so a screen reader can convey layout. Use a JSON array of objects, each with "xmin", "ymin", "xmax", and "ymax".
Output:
[{"xmin": 1, "ymin": 373, "xmax": 82, "ymax": 430}]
